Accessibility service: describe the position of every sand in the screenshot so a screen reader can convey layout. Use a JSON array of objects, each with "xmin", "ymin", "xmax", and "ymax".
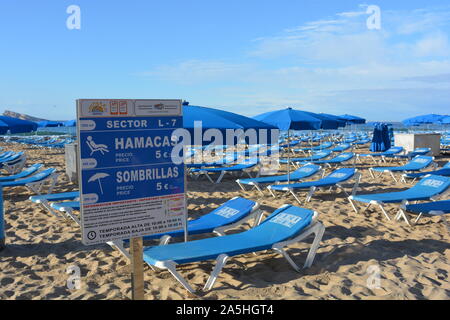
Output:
[{"xmin": 0, "ymin": 141, "xmax": 449, "ymax": 300}]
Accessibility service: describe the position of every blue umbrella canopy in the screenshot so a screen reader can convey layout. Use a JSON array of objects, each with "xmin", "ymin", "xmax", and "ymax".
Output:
[
  {"xmin": 438, "ymin": 116, "xmax": 450, "ymax": 124},
  {"xmin": 64, "ymin": 119, "xmax": 77, "ymax": 127},
  {"xmin": 403, "ymin": 114, "xmax": 446, "ymax": 126},
  {"xmin": 253, "ymin": 107, "xmax": 322, "ymax": 131},
  {"xmin": 183, "ymin": 105, "xmax": 278, "ymax": 145},
  {"xmin": 0, "ymin": 116, "xmax": 38, "ymax": 134},
  {"xmin": 0, "ymin": 120, "xmax": 9, "ymax": 135},
  {"xmin": 302, "ymin": 111, "xmax": 341, "ymax": 130},
  {"xmin": 339, "ymin": 114, "xmax": 366, "ymax": 124},
  {"xmin": 319, "ymin": 113, "xmax": 347, "ymax": 128}
]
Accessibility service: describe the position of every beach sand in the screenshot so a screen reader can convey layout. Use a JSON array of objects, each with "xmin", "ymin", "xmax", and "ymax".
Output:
[{"xmin": 0, "ymin": 141, "xmax": 449, "ymax": 300}]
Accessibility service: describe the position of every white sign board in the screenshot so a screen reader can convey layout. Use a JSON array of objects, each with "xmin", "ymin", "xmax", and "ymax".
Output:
[{"xmin": 77, "ymin": 99, "xmax": 186, "ymax": 245}]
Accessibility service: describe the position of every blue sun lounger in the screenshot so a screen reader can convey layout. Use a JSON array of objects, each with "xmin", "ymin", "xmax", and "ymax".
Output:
[
  {"xmin": 268, "ymin": 168, "xmax": 361, "ymax": 203},
  {"xmin": 143, "ymin": 204, "xmax": 325, "ymax": 294},
  {"xmin": 330, "ymin": 143, "xmax": 351, "ymax": 153},
  {"xmin": 0, "ymin": 164, "xmax": 43, "ymax": 182},
  {"xmin": 1, "ymin": 168, "xmax": 59, "ymax": 195},
  {"xmin": 352, "ymin": 138, "xmax": 371, "ymax": 147},
  {"xmin": 356, "ymin": 146, "xmax": 404, "ymax": 164},
  {"xmin": 190, "ymin": 158, "xmax": 260, "ymax": 183},
  {"xmin": 29, "ymin": 191, "xmax": 80, "ymax": 217},
  {"xmin": 348, "ymin": 175, "xmax": 450, "ymax": 224},
  {"xmin": 400, "ymin": 200, "xmax": 450, "ymax": 229},
  {"xmin": 279, "ymin": 150, "xmax": 332, "ymax": 166},
  {"xmin": 0, "ymin": 152, "xmax": 27, "ymax": 174},
  {"xmin": 236, "ymin": 164, "xmax": 322, "ymax": 195},
  {"xmin": 311, "ymin": 152, "xmax": 355, "ymax": 168},
  {"xmin": 369, "ymin": 155, "xmax": 436, "ymax": 182},
  {"xmin": 403, "ymin": 162, "xmax": 450, "ymax": 181}
]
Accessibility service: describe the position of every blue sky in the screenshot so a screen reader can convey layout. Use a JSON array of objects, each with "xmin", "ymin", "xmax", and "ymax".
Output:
[{"xmin": 0, "ymin": 0, "xmax": 449, "ymax": 121}]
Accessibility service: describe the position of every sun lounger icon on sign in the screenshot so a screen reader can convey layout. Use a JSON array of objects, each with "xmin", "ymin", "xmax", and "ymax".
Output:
[{"xmin": 86, "ymin": 136, "xmax": 109, "ymax": 156}]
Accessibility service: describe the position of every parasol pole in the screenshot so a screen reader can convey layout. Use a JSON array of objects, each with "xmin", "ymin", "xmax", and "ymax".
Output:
[{"xmin": 287, "ymin": 129, "xmax": 291, "ymax": 184}]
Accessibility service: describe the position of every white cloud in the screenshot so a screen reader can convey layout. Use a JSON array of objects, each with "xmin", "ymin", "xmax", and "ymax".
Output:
[{"xmin": 414, "ymin": 32, "xmax": 450, "ymax": 57}]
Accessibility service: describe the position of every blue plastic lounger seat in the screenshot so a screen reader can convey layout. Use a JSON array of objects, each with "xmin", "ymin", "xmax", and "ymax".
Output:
[
  {"xmin": 400, "ymin": 200, "xmax": 450, "ymax": 228},
  {"xmin": 348, "ymin": 175, "xmax": 450, "ymax": 223},
  {"xmin": 236, "ymin": 163, "xmax": 322, "ymax": 195},
  {"xmin": 279, "ymin": 150, "xmax": 332, "ymax": 166},
  {"xmin": 330, "ymin": 143, "xmax": 351, "ymax": 153},
  {"xmin": 1, "ymin": 168, "xmax": 59, "ymax": 195},
  {"xmin": 356, "ymin": 146, "xmax": 404, "ymax": 164},
  {"xmin": 190, "ymin": 158, "xmax": 260, "ymax": 183},
  {"xmin": 0, "ymin": 164, "xmax": 43, "ymax": 182},
  {"xmin": 403, "ymin": 162, "xmax": 450, "ymax": 181},
  {"xmin": 143, "ymin": 204, "xmax": 325, "ymax": 294},
  {"xmin": 369, "ymin": 156, "xmax": 436, "ymax": 183},
  {"xmin": 29, "ymin": 191, "xmax": 80, "ymax": 217},
  {"xmin": 311, "ymin": 152, "xmax": 355, "ymax": 168},
  {"xmin": 268, "ymin": 168, "xmax": 361, "ymax": 203}
]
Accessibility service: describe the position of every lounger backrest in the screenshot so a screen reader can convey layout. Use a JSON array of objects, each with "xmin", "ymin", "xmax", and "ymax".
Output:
[
  {"xmin": 324, "ymin": 168, "xmax": 356, "ymax": 182},
  {"xmin": 22, "ymin": 164, "xmax": 43, "ymax": 175},
  {"xmin": 411, "ymin": 175, "xmax": 450, "ymax": 196},
  {"xmin": 408, "ymin": 156, "xmax": 433, "ymax": 168},
  {"xmin": 413, "ymin": 148, "xmax": 431, "ymax": 153},
  {"xmin": 444, "ymin": 162, "xmax": 450, "ymax": 169},
  {"xmin": 26, "ymin": 168, "xmax": 56, "ymax": 183},
  {"xmin": 387, "ymin": 147, "xmax": 403, "ymax": 153},
  {"xmin": 315, "ymin": 150, "xmax": 332, "ymax": 158},
  {"xmin": 197, "ymin": 197, "xmax": 257, "ymax": 225},
  {"xmin": 333, "ymin": 152, "xmax": 354, "ymax": 161},
  {"xmin": 249, "ymin": 205, "xmax": 314, "ymax": 243},
  {"xmin": 294, "ymin": 164, "xmax": 321, "ymax": 175}
]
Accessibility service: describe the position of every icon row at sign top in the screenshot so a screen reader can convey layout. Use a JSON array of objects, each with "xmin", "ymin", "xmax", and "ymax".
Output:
[{"xmin": 77, "ymin": 99, "xmax": 182, "ymax": 118}]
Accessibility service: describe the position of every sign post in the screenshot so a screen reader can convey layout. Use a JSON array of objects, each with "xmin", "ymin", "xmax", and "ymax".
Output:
[
  {"xmin": 76, "ymin": 99, "xmax": 186, "ymax": 300},
  {"xmin": 130, "ymin": 237, "xmax": 144, "ymax": 300}
]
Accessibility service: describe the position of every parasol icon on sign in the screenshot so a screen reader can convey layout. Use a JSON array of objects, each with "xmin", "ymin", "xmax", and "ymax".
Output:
[{"xmin": 88, "ymin": 173, "xmax": 110, "ymax": 195}]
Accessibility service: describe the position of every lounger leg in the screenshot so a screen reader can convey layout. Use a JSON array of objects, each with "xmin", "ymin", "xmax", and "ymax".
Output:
[
  {"xmin": 236, "ymin": 180, "xmax": 246, "ymax": 191},
  {"xmin": 203, "ymin": 254, "xmax": 229, "ymax": 291},
  {"xmin": 215, "ymin": 172, "xmax": 226, "ymax": 184},
  {"xmin": 63, "ymin": 208, "xmax": 81, "ymax": 226},
  {"xmin": 273, "ymin": 247, "xmax": 302, "ymax": 272},
  {"xmin": 306, "ymin": 187, "xmax": 317, "ymax": 202},
  {"xmin": 268, "ymin": 187, "xmax": 277, "ymax": 198},
  {"xmin": 107, "ymin": 240, "xmax": 131, "ymax": 260},
  {"xmin": 394, "ymin": 209, "xmax": 411, "ymax": 226},
  {"xmin": 304, "ymin": 222, "xmax": 326, "ymax": 268},
  {"xmin": 348, "ymin": 197, "xmax": 360, "ymax": 213},
  {"xmin": 159, "ymin": 235, "xmax": 172, "ymax": 245},
  {"xmin": 369, "ymin": 168, "xmax": 375, "ymax": 180},
  {"xmin": 379, "ymin": 204, "xmax": 391, "ymax": 221},
  {"xmin": 253, "ymin": 183, "xmax": 265, "ymax": 196},
  {"xmin": 164, "ymin": 262, "xmax": 198, "ymax": 294},
  {"xmin": 290, "ymin": 189, "xmax": 304, "ymax": 204},
  {"xmin": 389, "ymin": 171, "xmax": 398, "ymax": 183}
]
